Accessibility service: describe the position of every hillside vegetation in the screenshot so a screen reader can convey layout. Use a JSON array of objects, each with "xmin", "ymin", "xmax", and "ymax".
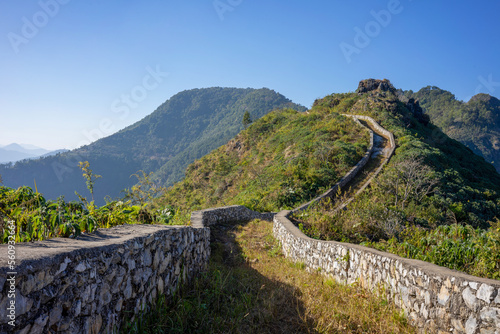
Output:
[
  {"xmin": 0, "ymin": 88, "xmax": 305, "ymax": 205},
  {"xmin": 401, "ymin": 86, "xmax": 500, "ymax": 172},
  {"xmin": 160, "ymin": 107, "xmax": 370, "ymax": 215},
  {"xmin": 295, "ymin": 79, "xmax": 500, "ymax": 279}
]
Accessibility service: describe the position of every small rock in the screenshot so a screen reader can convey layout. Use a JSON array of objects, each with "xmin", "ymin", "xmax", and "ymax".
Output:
[
  {"xmin": 55, "ymin": 317, "xmax": 71, "ymax": 331},
  {"xmin": 15, "ymin": 292, "xmax": 33, "ymax": 317},
  {"xmin": 99, "ymin": 283, "xmax": 112, "ymax": 305},
  {"xmin": 74, "ymin": 300, "xmax": 82, "ymax": 317},
  {"xmin": 75, "ymin": 262, "xmax": 87, "ymax": 273},
  {"xmin": 92, "ymin": 314, "xmax": 103, "ymax": 333},
  {"xmin": 55, "ymin": 257, "xmax": 72, "ymax": 276},
  {"xmin": 81, "ymin": 285, "xmax": 91, "ymax": 303},
  {"xmin": 20, "ymin": 275, "xmax": 35, "ymax": 295},
  {"xmin": 29, "ymin": 314, "xmax": 49, "ymax": 334},
  {"xmin": 123, "ymin": 278, "xmax": 133, "ymax": 299},
  {"xmin": 157, "ymin": 277, "xmax": 164, "ymax": 294},
  {"xmin": 437, "ymin": 285, "xmax": 450, "ymax": 306},
  {"xmin": 104, "ymin": 271, "xmax": 116, "ymax": 283},
  {"xmin": 477, "ymin": 284, "xmax": 496, "ymax": 303},
  {"xmin": 480, "ymin": 306, "xmax": 500, "ymax": 322},
  {"xmin": 465, "ymin": 317, "xmax": 477, "ymax": 334},
  {"xmin": 451, "ymin": 318, "xmax": 465, "ymax": 332},
  {"xmin": 143, "ymin": 249, "xmax": 152, "ymax": 267},
  {"xmin": 127, "ymin": 259, "xmax": 136, "ymax": 271},
  {"xmin": 49, "ymin": 305, "xmax": 63, "ymax": 326},
  {"xmin": 463, "ymin": 288, "xmax": 479, "ymax": 311},
  {"xmin": 115, "ymin": 298, "xmax": 123, "ymax": 312}
]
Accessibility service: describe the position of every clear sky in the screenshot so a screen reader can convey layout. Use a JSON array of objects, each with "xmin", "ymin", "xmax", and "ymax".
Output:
[{"xmin": 1, "ymin": 0, "xmax": 499, "ymax": 150}]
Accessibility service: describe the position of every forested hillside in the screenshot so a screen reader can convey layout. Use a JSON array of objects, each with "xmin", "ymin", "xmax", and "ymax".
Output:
[
  {"xmin": 401, "ymin": 86, "xmax": 500, "ymax": 172},
  {"xmin": 0, "ymin": 88, "xmax": 305, "ymax": 204}
]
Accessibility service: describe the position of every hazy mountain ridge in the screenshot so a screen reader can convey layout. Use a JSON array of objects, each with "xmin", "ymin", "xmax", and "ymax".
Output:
[
  {"xmin": 0, "ymin": 88, "xmax": 305, "ymax": 204},
  {"xmin": 0, "ymin": 144, "xmax": 67, "ymax": 164}
]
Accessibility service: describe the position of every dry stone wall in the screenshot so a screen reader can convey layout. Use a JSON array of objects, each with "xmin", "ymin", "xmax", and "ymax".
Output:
[
  {"xmin": 273, "ymin": 115, "xmax": 500, "ymax": 334},
  {"xmin": 273, "ymin": 212, "xmax": 500, "ymax": 334},
  {"xmin": 0, "ymin": 224, "xmax": 210, "ymax": 334},
  {"xmin": 293, "ymin": 116, "xmax": 375, "ymax": 213},
  {"xmin": 0, "ymin": 205, "xmax": 271, "ymax": 334},
  {"xmin": 191, "ymin": 205, "xmax": 275, "ymax": 228}
]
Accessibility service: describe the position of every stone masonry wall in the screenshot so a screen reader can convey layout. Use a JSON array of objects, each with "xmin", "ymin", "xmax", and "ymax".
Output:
[
  {"xmin": 190, "ymin": 205, "xmax": 275, "ymax": 228},
  {"xmin": 0, "ymin": 205, "xmax": 271, "ymax": 334},
  {"xmin": 273, "ymin": 115, "xmax": 500, "ymax": 334},
  {"xmin": 0, "ymin": 224, "xmax": 210, "ymax": 333},
  {"xmin": 273, "ymin": 212, "xmax": 500, "ymax": 333},
  {"xmin": 293, "ymin": 116, "xmax": 375, "ymax": 212}
]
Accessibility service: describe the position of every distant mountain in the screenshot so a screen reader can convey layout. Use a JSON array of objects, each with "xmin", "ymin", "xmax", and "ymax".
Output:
[
  {"xmin": 0, "ymin": 87, "xmax": 306, "ymax": 204},
  {"xmin": 401, "ymin": 87, "xmax": 500, "ymax": 172},
  {"xmin": 0, "ymin": 144, "xmax": 66, "ymax": 164},
  {"xmin": 0, "ymin": 147, "xmax": 35, "ymax": 164},
  {"xmin": 2, "ymin": 143, "xmax": 51, "ymax": 156}
]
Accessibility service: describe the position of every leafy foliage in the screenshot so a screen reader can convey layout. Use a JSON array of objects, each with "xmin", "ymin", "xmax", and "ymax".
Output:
[
  {"xmin": 402, "ymin": 86, "xmax": 500, "ymax": 172},
  {"xmin": 0, "ymin": 168, "xmax": 175, "ymax": 243},
  {"xmin": 365, "ymin": 221, "xmax": 500, "ymax": 280}
]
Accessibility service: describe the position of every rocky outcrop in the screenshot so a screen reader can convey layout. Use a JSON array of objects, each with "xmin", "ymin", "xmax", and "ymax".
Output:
[{"xmin": 356, "ymin": 79, "xmax": 396, "ymax": 95}]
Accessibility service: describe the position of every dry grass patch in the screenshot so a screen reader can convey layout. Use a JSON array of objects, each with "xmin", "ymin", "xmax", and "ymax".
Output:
[{"xmin": 125, "ymin": 219, "xmax": 415, "ymax": 333}]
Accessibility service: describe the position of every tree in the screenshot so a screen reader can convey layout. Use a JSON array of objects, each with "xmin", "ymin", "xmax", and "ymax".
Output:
[
  {"xmin": 376, "ymin": 157, "xmax": 439, "ymax": 210},
  {"xmin": 242, "ymin": 111, "xmax": 252, "ymax": 129}
]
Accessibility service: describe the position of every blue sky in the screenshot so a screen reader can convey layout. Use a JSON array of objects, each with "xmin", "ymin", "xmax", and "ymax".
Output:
[{"xmin": 1, "ymin": 0, "xmax": 499, "ymax": 150}]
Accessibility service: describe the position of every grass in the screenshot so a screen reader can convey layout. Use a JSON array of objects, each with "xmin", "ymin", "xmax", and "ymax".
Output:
[{"xmin": 125, "ymin": 219, "xmax": 415, "ymax": 333}]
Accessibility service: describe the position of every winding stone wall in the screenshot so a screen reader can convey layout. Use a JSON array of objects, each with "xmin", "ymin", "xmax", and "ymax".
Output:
[
  {"xmin": 273, "ymin": 212, "xmax": 500, "ymax": 333},
  {"xmin": 292, "ymin": 116, "xmax": 375, "ymax": 213},
  {"xmin": 273, "ymin": 116, "xmax": 500, "ymax": 333}
]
